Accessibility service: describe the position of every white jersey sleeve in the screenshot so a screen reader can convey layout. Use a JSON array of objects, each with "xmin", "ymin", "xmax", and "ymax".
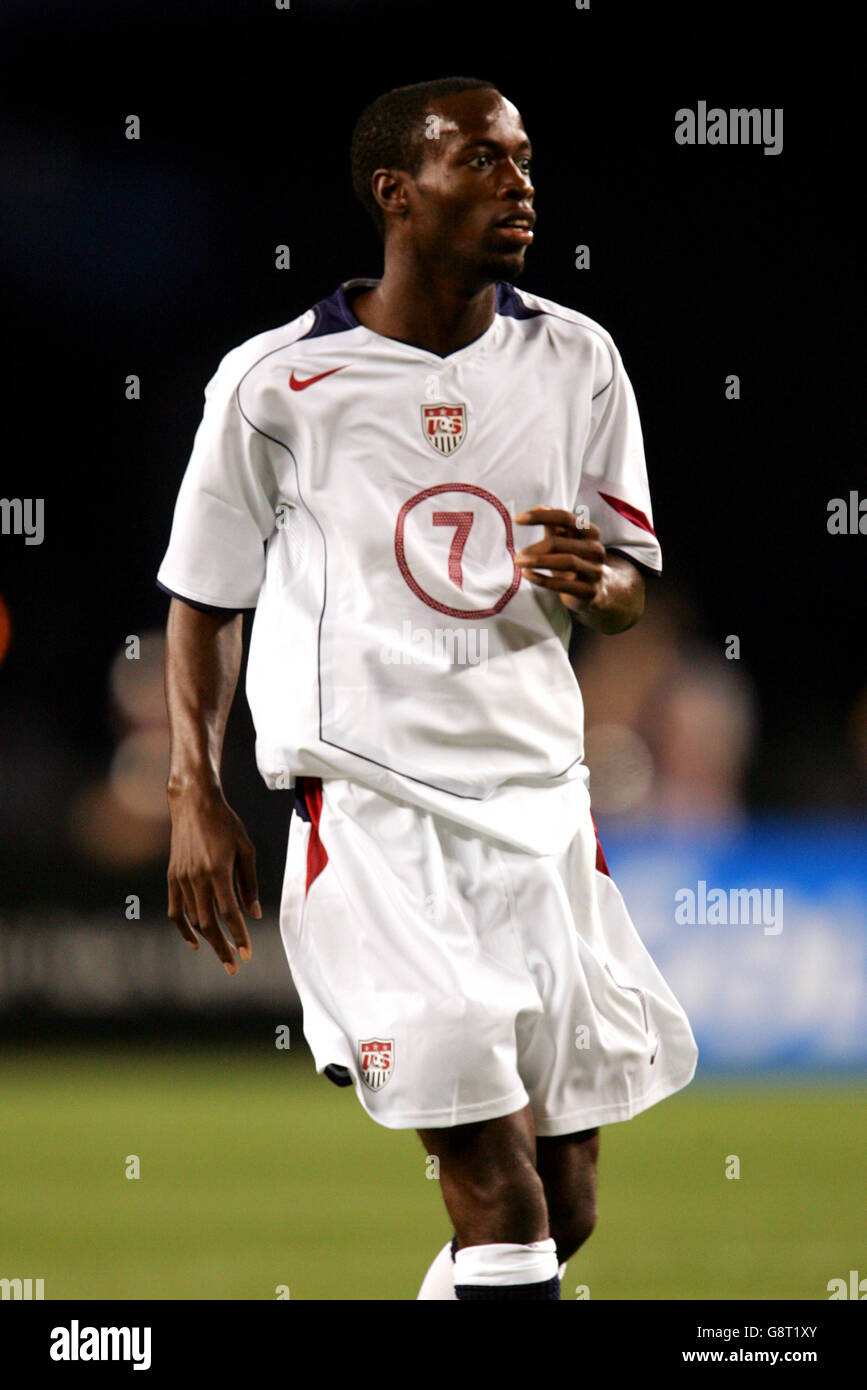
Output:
[
  {"xmin": 157, "ymin": 350, "xmax": 280, "ymax": 610},
  {"xmin": 575, "ymin": 339, "xmax": 662, "ymax": 575}
]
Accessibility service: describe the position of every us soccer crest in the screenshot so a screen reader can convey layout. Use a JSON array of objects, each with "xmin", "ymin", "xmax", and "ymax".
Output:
[
  {"xmin": 421, "ymin": 403, "xmax": 467, "ymax": 456},
  {"xmin": 358, "ymin": 1038, "xmax": 394, "ymax": 1091}
]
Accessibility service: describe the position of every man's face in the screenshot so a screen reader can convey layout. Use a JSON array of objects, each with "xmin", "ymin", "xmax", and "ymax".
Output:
[{"xmin": 397, "ymin": 89, "xmax": 536, "ymax": 283}]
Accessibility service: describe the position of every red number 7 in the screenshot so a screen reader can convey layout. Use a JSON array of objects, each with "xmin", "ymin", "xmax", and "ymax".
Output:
[{"xmin": 432, "ymin": 511, "xmax": 474, "ymax": 589}]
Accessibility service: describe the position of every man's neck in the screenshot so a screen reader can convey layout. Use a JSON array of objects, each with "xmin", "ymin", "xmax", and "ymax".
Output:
[{"xmin": 350, "ymin": 257, "xmax": 498, "ymax": 357}]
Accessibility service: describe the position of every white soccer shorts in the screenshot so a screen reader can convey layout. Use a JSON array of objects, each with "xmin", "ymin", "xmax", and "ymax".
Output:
[{"xmin": 279, "ymin": 777, "xmax": 698, "ymax": 1133}]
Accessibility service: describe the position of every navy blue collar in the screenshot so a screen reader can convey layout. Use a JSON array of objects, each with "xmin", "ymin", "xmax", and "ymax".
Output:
[{"xmin": 302, "ymin": 278, "xmax": 542, "ymax": 354}]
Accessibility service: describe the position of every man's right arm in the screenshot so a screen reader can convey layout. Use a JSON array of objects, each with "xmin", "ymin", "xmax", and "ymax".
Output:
[{"xmin": 164, "ymin": 597, "xmax": 261, "ymax": 974}]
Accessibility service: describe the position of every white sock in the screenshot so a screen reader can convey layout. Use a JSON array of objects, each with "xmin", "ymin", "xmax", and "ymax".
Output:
[
  {"xmin": 416, "ymin": 1241, "xmax": 458, "ymax": 1300},
  {"xmin": 454, "ymin": 1238, "xmax": 558, "ymax": 1288}
]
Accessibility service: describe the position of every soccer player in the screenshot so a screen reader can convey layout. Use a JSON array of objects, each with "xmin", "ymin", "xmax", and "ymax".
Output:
[{"xmin": 159, "ymin": 77, "xmax": 698, "ymax": 1301}]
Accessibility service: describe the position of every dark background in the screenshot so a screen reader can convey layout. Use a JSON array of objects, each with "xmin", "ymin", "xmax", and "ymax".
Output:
[
  {"xmin": 0, "ymin": 1, "xmax": 863, "ymax": 916},
  {"xmin": 1, "ymin": 9, "xmax": 863, "ymax": 1305}
]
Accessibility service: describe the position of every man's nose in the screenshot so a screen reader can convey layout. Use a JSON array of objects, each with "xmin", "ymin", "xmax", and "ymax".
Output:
[{"xmin": 502, "ymin": 161, "xmax": 533, "ymax": 197}]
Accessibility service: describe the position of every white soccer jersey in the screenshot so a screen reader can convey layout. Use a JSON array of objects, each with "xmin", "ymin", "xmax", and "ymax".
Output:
[{"xmin": 158, "ymin": 279, "xmax": 661, "ymax": 854}]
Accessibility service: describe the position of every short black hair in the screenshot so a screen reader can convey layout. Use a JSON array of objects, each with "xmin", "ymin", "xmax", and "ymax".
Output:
[{"xmin": 350, "ymin": 77, "xmax": 498, "ymax": 238}]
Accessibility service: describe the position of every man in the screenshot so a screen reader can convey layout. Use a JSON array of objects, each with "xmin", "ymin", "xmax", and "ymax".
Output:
[{"xmin": 159, "ymin": 76, "xmax": 698, "ymax": 1301}]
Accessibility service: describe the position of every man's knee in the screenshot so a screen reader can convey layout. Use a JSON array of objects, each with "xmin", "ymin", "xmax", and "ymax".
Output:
[
  {"xmin": 441, "ymin": 1155, "xmax": 548, "ymax": 1245},
  {"xmin": 420, "ymin": 1107, "xmax": 547, "ymax": 1245},
  {"xmin": 537, "ymin": 1129, "xmax": 600, "ymax": 1262},
  {"xmin": 444, "ymin": 1150, "xmax": 544, "ymax": 1217},
  {"xmin": 550, "ymin": 1195, "xmax": 597, "ymax": 1262}
]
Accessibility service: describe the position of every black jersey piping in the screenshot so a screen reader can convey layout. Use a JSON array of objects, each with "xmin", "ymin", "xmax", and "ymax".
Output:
[
  {"xmin": 606, "ymin": 548, "xmax": 662, "ymax": 579},
  {"xmin": 156, "ymin": 580, "xmax": 250, "ymax": 614}
]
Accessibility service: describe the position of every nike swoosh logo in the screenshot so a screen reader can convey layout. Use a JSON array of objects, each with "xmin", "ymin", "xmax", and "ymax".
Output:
[{"xmin": 289, "ymin": 366, "xmax": 347, "ymax": 391}]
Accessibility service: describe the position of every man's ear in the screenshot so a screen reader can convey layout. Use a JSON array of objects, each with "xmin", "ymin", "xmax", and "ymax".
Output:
[{"xmin": 370, "ymin": 168, "xmax": 410, "ymax": 223}]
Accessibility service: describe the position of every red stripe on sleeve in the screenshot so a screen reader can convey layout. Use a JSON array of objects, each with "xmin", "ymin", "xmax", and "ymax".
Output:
[{"xmin": 598, "ymin": 491, "xmax": 656, "ymax": 537}]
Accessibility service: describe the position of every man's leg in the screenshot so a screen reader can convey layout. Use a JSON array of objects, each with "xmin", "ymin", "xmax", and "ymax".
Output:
[
  {"xmin": 536, "ymin": 1128, "xmax": 600, "ymax": 1267},
  {"xmin": 419, "ymin": 1105, "xmax": 545, "ymax": 1246},
  {"xmin": 417, "ymin": 1105, "xmax": 560, "ymax": 1300}
]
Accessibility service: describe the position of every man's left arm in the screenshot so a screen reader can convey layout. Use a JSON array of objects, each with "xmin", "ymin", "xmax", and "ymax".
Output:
[{"xmin": 513, "ymin": 506, "xmax": 644, "ymax": 635}]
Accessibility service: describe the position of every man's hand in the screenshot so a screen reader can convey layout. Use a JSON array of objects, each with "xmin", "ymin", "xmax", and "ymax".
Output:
[
  {"xmin": 164, "ymin": 599, "xmax": 261, "ymax": 974},
  {"xmin": 514, "ymin": 506, "xmax": 644, "ymax": 634},
  {"xmin": 167, "ymin": 785, "xmax": 261, "ymax": 975}
]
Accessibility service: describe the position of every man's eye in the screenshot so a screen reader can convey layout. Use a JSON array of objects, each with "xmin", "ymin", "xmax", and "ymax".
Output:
[{"xmin": 470, "ymin": 154, "xmax": 492, "ymax": 167}]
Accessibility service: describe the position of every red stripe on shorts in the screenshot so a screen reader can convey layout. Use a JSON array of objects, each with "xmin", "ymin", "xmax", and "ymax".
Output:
[
  {"xmin": 590, "ymin": 812, "xmax": 610, "ymax": 877},
  {"xmin": 303, "ymin": 777, "xmax": 329, "ymax": 894}
]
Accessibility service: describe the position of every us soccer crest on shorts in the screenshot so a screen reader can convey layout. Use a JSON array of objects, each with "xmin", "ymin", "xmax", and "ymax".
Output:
[{"xmin": 358, "ymin": 1038, "xmax": 394, "ymax": 1091}]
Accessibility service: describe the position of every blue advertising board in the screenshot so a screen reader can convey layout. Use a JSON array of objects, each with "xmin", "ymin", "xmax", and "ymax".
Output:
[{"xmin": 596, "ymin": 819, "xmax": 867, "ymax": 1070}]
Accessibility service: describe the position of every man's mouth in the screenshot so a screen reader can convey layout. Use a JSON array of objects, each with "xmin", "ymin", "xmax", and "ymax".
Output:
[{"xmin": 494, "ymin": 212, "xmax": 535, "ymax": 244}]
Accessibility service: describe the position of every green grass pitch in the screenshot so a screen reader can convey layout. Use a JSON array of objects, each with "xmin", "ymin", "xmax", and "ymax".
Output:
[{"xmin": 0, "ymin": 1046, "xmax": 863, "ymax": 1300}]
